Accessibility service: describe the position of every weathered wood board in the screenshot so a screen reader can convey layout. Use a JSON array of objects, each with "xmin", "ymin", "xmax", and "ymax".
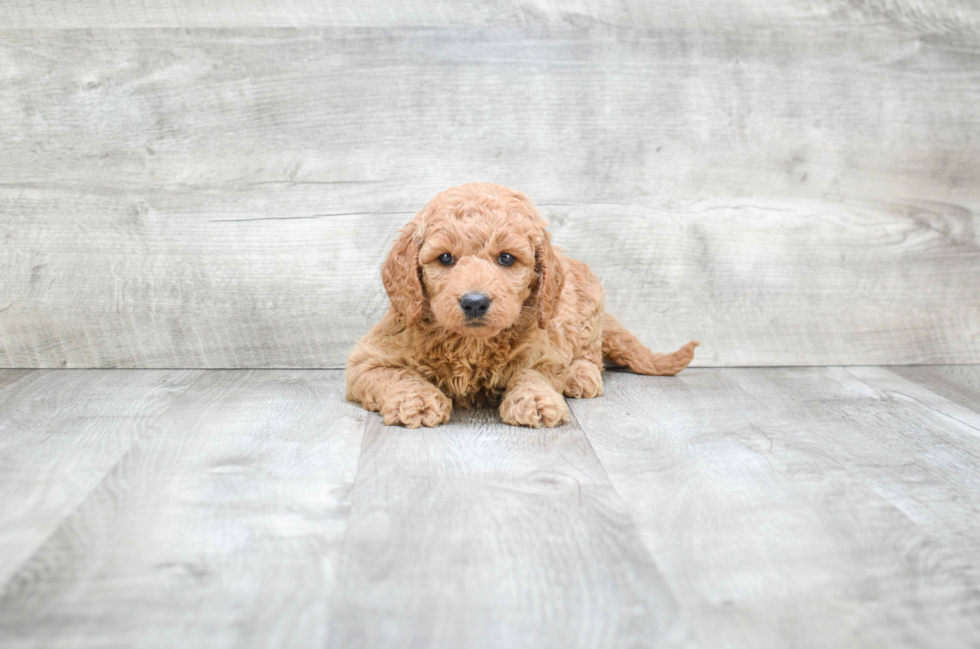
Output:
[
  {"xmin": 569, "ymin": 366, "xmax": 980, "ymax": 648},
  {"xmin": 1, "ymin": 9, "xmax": 979, "ymax": 368},
  {"xmin": 0, "ymin": 369, "xmax": 35, "ymax": 390},
  {"xmin": 891, "ymin": 364, "xmax": 980, "ymax": 414},
  {"xmin": 3, "ymin": 183, "xmax": 977, "ymax": 368},
  {"xmin": 0, "ymin": 369, "xmax": 202, "ymax": 586},
  {"xmin": 1, "ymin": 367, "xmax": 979, "ymax": 647},
  {"xmin": 329, "ymin": 411, "xmax": 678, "ymax": 649},
  {"xmin": 0, "ymin": 370, "xmax": 367, "ymax": 648},
  {"xmin": 5, "ymin": 0, "xmax": 980, "ymax": 30}
]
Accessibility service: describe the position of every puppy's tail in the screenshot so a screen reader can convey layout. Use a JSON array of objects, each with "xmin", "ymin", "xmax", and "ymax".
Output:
[{"xmin": 601, "ymin": 314, "xmax": 698, "ymax": 376}]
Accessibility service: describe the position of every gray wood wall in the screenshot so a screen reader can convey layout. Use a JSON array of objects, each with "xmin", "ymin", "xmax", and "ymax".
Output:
[{"xmin": 2, "ymin": 1, "xmax": 979, "ymax": 368}]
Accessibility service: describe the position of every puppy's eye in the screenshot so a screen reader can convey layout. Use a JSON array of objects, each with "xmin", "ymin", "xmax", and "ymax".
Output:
[
  {"xmin": 498, "ymin": 252, "xmax": 515, "ymax": 266},
  {"xmin": 438, "ymin": 253, "xmax": 455, "ymax": 266}
]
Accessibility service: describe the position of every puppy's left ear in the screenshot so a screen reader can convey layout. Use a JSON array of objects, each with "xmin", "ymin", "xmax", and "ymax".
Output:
[
  {"xmin": 381, "ymin": 216, "xmax": 425, "ymax": 326},
  {"xmin": 534, "ymin": 229, "xmax": 564, "ymax": 328}
]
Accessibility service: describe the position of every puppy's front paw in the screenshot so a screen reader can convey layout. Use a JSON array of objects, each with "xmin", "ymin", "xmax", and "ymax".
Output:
[
  {"xmin": 500, "ymin": 385, "xmax": 569, "ymax": 428},
  {"xmin": 564, "ymin": 360, "xmax": 604, "ymax": 399},
  {"xmin": 381, "ymin": 387, "xmax": 452, "ymax": 428}
]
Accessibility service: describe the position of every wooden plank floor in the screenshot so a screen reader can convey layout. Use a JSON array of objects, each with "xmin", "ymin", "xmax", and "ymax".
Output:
[{"xmin": 0, "ymin": 367, "xmax": 978, "ymax": 648}]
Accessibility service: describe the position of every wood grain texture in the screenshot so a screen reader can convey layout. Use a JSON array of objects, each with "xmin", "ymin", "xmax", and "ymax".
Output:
[
  {"xmin": 0, "ymin": 369, "xmax": 202, "ymax": 586},
  {"xmin": 3, "ymin": 27, "xmax": 979, "ymax": 193},
  {"xmin": 4, "ymin": 0, "xmax": 980, "ymax": 31},
  {"xmin": 0, "ymin": 370, "xmax": 35, "ymax": 390},
  {"xmin": 0, "ymin": 370, "xmax": 367, "ymax": 648},
  {"xmin": 328, "ymin": 410, "xmax": 678, "ymax": 649},
  {"xmin": 2, "ymin": 23, "xmax": 979, "ymax": 368},
  {"xmin": 570, "ymin": 367, "xmax": 980, "ymax": 648},
  {"xmin": 1, "ymin": 367, "xmax": 979, "ymax": 646},
  {"xmin": 890, "ymin": 364, "xmax": 980, "ymax": 415},
  {"xmin": 849, "ymin": 365, "xmax": 980, "ymax": 435}
]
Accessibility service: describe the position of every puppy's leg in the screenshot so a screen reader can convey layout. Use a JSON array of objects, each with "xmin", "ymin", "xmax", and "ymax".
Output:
[
  {"xmin": 563, "ymin": 359, "xmax": 604, "ymax": 398},
  {"xmin": 500, "ymin": 369, "xmax": 569, "ymax": 428},
  {"xmin": 347, "ymin": 365, "xmax": 452, "ymax": 429}
]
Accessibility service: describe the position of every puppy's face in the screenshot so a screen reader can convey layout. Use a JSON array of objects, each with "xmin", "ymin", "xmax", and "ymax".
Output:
[
  {"xmin": 381, "ymin": 183, "xmax": 564, "ymax": 336},
  {"xmin": 419, "ymin": 215, "xmax": 536, "ymax": 338}
]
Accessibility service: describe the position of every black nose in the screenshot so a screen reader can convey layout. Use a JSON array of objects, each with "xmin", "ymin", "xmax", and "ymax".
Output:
[{"xmin": 459, "ymin": 293, "xmax": 491, "ymax": 319}]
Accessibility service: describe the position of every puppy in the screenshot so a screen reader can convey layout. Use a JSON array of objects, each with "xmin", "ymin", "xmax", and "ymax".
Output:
[{"xmin": 346, "ymin": 182, "xmax": 698, "ymax": 428}]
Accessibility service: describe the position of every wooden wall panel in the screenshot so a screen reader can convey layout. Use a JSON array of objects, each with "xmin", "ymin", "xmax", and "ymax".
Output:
[
  {"xmin": 5, "ymin": 0, "xmax": 980, "ymax": 31},
  {"xmin": 1, "ymin": 19, "xmax": 978, "ymax": 367}
]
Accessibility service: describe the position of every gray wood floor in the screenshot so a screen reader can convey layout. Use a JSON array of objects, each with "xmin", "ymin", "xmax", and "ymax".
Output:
[{"xmin": 0, "ymin": 366, "xmax": 978, "ymax": 648}]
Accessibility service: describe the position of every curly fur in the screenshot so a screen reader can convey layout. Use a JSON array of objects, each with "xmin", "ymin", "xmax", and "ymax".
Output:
[{"xmin": 346, "ymin": 182, "xmax": 698, "ymax": 428}]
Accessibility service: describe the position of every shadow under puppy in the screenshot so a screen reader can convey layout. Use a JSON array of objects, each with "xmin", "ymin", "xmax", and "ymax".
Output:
[{"xmin": 347, "ymin": 182, "xmax": 698, "ymax": 428}]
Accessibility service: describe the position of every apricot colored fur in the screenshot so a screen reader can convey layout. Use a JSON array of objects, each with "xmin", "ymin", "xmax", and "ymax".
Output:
[{"xmin": 346, "ymin": 182, "xmax": 698, "ymax": 428}]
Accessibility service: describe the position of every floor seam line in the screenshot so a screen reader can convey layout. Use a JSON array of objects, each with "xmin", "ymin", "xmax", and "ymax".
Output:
[
  {"xmin": 0, "ymin": 369, "xmax": 209, "ymax": 595},
  {"xmin": 849, "ymin": 367, "xmax": 980, "ymax": 439}
]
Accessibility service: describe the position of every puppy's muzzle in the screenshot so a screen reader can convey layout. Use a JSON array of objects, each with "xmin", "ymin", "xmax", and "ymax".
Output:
[{"xmin": 459, "ymin": 293, "xmax": 491, "ymax": 321}]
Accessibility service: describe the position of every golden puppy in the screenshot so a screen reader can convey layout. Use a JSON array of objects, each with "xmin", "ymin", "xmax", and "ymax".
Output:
[{"xmin": 346, "ymin": 182, "xmax": 698, "ymax": 428}]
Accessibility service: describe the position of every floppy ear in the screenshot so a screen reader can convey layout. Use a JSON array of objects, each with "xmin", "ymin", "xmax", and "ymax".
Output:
[
  {"xmin": 533, "ymin": 229, "xmax": 564, "ymax": 328},
  {"xmin": 381, "ymin": 218, "xmax": 425, "ymax": 326}
]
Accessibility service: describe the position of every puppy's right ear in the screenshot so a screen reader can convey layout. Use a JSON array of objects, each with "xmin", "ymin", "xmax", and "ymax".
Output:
[
  {"xmin": 381, "ymin": 217, "xmax": 425, "ymax": 326},
  {"xmin": 531, "ymin": 226, "xmax": 564, "ymax": 329}
]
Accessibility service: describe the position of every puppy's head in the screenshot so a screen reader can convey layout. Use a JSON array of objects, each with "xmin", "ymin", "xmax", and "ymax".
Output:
[{"xmin": 382, "ymin": 182, "xmax": 563, "ymax": 337}]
